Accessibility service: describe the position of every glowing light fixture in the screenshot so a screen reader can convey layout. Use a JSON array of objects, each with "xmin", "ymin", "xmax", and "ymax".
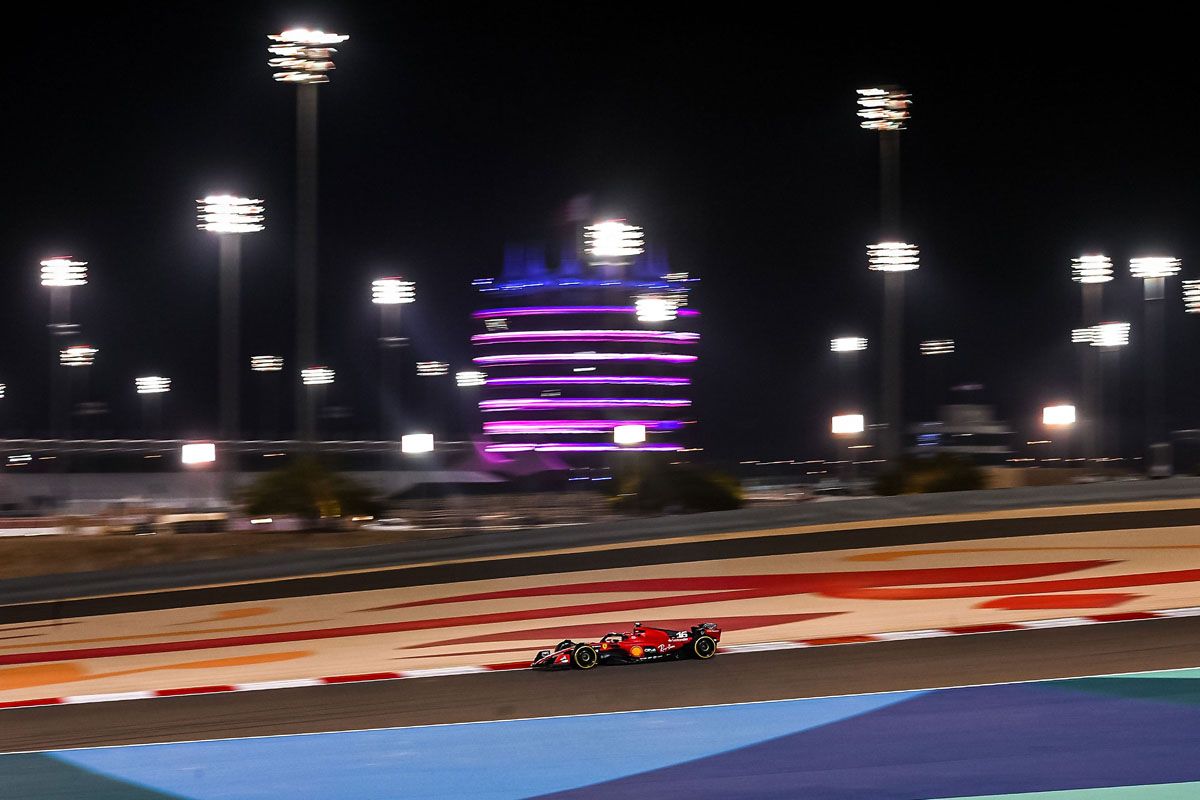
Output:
[
  {"xmin": 372, "ymin": 277, "xmax": 415, "ymax": 305},
  {"xmin": 831, "ymin": 337, "xmax": 868, "ymax": 352},
  {"xmin": 919, "ymin": 339, "xmax": 954, "ymax": 356},
  {"xmin": 1071, "ymin": 255, "xmax": 1113, "ymax": 284},
  {"xmin": 857, "ymin": 86, "xmax": 911, "ymax": 131},
  {"xmin": 401, "ymin": 433, "xmax": 434, "ymax": 454},
  {"xmin": 614, "ymin": 423, "xmax": 648, "ymax": 446},
  {"xmin": 455, "ymin": 370, "xmax": 486, "ymax": 387},
  {"xmin": 1130, "ymin": 256, "xmax": 1181, "ymax": 279},
  {"xmin": 135, "ymin": 376, "xmax": 171, "ymax": 394},
  {"xmin": 268, "ymin": 29, "xmax": 348, "ymax": 84},
  {"xmin": 635, "ymin": 296, "xmax": 678, "ymax": 322},
  {"xmin": 60, "ymin": 345, "xmax": 97, "ymax": 367},
  {"xmin": 301, "ymin": 366, "xmax": 335, "ymax": 385},
  {"xmin": 472, "ymin": 330, "xmax": 698, "ymax": 345},
  {"xmin": 480, "ymin": 398, "xmax": 690, "ymax": 411},
  {"xmin": 1091, "ymin": 321, "xmax": 1130, "ymax": 348},
  {"xmin": 251, "ymin": 355, "xmax": 284, "ymax": 372},
  {"xmin": 485, "ymin": 376, "xmax": 690, "ymax": 387},
  {"xmin": 832, "ymin": 414, "xmax": 865, "ymax": 435},
  {"xmin": 196, "ymin": 196, "xmax": 265, "ymax": 233},
  {"xmin": 474, "ymin": 306, "xmax": 699, "ymax": 318},
  {"xmin": 1184, "ymin": 280, "xmax": 1200, "ymax": 313},
  {"xmin": 40, "ymin": 257, "xmax": 88, "ymax": 287},
  {"xmin": 1043, "ymin": 405, "xmax": 1076, "ymax": 427},
  {"xmin": 416, "ymin": 361, "xmax": 449, "ymax": 377},
  {"xmin": 181, "ymin": 442, "xmax": 216, "ymax": 465},
  {"xmin": 585, "ymin": 220, "xmax": 644, "ymax": 260},
  {"xmin": 0, "ymin": 383, "xmax": 5, "ymax": 399},
  {"xmin": 867, "ymin": 242, "xmax": 919, "ymax": 272}
]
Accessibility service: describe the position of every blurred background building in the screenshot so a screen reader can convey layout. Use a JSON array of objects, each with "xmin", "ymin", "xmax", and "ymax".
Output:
[{"xmin": 470, "ymin": 224, "xmax": 699, "ymax": 459}]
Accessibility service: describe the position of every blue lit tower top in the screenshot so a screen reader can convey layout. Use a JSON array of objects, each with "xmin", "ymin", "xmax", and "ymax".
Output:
[{"xmin": 471, "ymin": 221, "xmax": 698, "ymax": 454}]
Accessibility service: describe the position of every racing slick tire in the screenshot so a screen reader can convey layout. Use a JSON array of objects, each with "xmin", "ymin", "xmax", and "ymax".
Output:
[
  {"xmin": 690, "ymin": 635, "xmax": 717, "ymax": 660},
  {"xmin": 570, "ymin": 644, "xmax": 599, "ymax": 670}
]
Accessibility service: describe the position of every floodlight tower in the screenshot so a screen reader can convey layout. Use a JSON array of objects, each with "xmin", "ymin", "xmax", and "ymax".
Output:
[
  {"xmin": 40, "ymin": 256, "xmax": 87, "ymax": 435},
  {"xmin": 867, "ymin": 242, "xmax": 919, "ymax": 459},
  {"xmin": 1130, "ymin": 257, "xmax": 1180, "ymax": 474},
  {"xmin": 372, "ymin": 277, "xmax": 415, "ymax": 439},
  {"xmin": 135, "ymin": 375, "xmax": 171, "ymax": 436},
  {"xmin": 198, "ymin": 195, "xmax": 264, "ymax": 442},
  {"xmin": 1071, "ymin": 255, "xmax": 1113, "ymax": 460},
  {"xmin": 859, "ymin": 86, "xmax": 912, "ymax": 461},
  {"xmin": 268, "ymin": 27, "xmax": 348, "ymax": 441}
]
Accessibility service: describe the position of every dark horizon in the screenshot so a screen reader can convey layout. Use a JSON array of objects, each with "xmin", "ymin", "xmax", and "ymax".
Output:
[{"xmin": 4, "ymin": 10, "xmax": 1200, "ymax": 462}]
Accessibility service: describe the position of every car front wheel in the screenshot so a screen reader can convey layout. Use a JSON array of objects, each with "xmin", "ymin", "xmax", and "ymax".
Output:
[{"xmin": 571, "ymin": 645, "xmax": 599, "ymax": 670}]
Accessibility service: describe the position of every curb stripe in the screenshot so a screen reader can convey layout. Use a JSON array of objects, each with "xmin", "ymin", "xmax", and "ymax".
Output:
[{"xmin": 2, "ymin": 606, "xmax": 1198, "ymax": 711}]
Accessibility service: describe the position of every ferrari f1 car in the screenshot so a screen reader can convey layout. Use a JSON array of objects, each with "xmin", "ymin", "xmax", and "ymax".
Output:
[{"xmin": 531, "ymin": 622, "xmax": 721, "ymax": 670}]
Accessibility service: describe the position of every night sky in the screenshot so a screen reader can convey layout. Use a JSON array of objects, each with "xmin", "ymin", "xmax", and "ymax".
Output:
[{"xmin": 4, "ymin": 9, "xmax": 1199, "ymax": 461}]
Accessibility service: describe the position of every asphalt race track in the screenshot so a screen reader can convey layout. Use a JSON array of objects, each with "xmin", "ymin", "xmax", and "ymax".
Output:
[{"xmin": 3, "ymin": 615, "xmax": 1198, "ymax": 753}]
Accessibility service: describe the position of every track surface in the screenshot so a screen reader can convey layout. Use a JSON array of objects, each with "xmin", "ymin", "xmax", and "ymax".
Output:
[
  {"xmin": 5, "ymin": 614, "xmax": 1198, "ymax": 753},
  {"xmin": 6, "ymin": 506, "xmax": 1200, "ymax": 623}
]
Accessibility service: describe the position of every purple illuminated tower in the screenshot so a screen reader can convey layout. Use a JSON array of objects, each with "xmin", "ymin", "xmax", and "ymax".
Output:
[{"xmin": 472, "ymin": 226, "xmax": 698, "ymax": 455}]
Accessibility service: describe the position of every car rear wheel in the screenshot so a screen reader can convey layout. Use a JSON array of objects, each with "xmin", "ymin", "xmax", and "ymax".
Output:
[
  {"xmin": 691, "ymin": 635, "xmax": 717, "ymax": 660},
  {"xmin": 571, "ymin": 645, "xmax": 599, "ymax": 670}
]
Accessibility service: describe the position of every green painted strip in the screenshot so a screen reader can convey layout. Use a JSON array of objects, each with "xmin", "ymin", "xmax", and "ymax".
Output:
[
  {"xmin": 1111, "ymin": 668, "xmax": 1200, "ymax": 680},
  {"xmin": 0, "ymin": 753, "xmax": 189, "ymax": 800},
  {"xmin": 933, "ymin": 779, "xmax": 1200, "ymax": 799}
]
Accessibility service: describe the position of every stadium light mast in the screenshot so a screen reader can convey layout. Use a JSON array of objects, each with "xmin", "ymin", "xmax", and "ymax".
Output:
[
  {"xmin": 40, "ymin": 256, "xmax": 87, "ymax": 436},
  {"xmin": 1130, "ymin": 257, "xmax": 1180, "ymax": 475},
  {"xmin": 135, "ymin": 375, "xmax": 171, "ymax": 436},
  {"xmin": 868, "ymin": 241, "xmax": 918, "ymax": 460},
  {"xmin": 198, "ymin": 195, "xmax": 264, "ymax": 442},
  {"xmin": 859, "ymin": 86, "xmax": 912, "ymax": 462},
  {"xmin": 1071, "ymin": 254, "xmax": 1113, "ymax": 461},
  {"xmin": 372, "ymin": 277, "xmax": 415, "ymax": 440},
  {"xmin": 269, "ymin": 27, "xmax": 348, "ymax": 441}
]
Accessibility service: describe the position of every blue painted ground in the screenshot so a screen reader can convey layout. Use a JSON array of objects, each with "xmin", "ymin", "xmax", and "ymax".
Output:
[{"xmin": 4, "ymin": 669, "xmax": 1200, "ymax": 799}]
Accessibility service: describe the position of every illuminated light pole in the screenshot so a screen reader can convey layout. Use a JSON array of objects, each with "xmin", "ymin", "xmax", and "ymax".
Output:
[
  {"xmin": 41, "ymin": 256, "xmax": 87, "ymax": 436},
  {"xmin": 269, "ymin": 28, "xmax": 348, "ymax": 441},
  {"xmin": 919, "ymin": 339, "xmax": 954, "ymax": 421},
  {"xmin": 868, "ymin": 241, "xmax": 919, "ymax": 460},
  {"xmin": 372, "ymin": 277, "xmax": 415, "ymax": 440},
  {"xmin": 1130, "ymin": 257, "xmax": 1181, "ymax": 475},
  {"xmin": 830, "ymin": 337, "xmax": 867, "ymax": 430},
  {"xmin": 60, "ymin": 345, "xmax": 97, "ymax": 438},
  {"xmin": 585, "ymin": 220, "xmax": 644, "ymax": 268},
  {"xmin": 198, "ymin": 195, "xmax": 264, "ymax": 445},
  {"xmin": 1086, "ymin": 322, "xmax": 1131, "ymax": 460},
  {"xmin": 832, "ymin": 413, "xmax": 866, "ymax": 482},
  {"xmin": 1071, "ymin": 255, "xmax": 1113, "ymax": 461},
  {"xmin": 135, "ymin": 376, "xmax": 171, "ymax": 436},
  {"xmin": 251, "ymin": 355, "xmax": 284, "ymax": 437},
  {"xmin": 301, "ymin": 366, "xmax": 334, "ymax": 440}
]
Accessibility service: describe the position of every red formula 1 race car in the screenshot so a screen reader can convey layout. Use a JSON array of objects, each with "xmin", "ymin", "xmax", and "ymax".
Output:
[{"xmin": 530, "ymin": 622, "xmax": 721, "ymax": 670}]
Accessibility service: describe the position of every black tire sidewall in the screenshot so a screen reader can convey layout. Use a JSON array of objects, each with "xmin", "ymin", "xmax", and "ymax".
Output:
[{"xmin": 572, "ymin": 645, "xmax": 598, "ymax": 669}]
